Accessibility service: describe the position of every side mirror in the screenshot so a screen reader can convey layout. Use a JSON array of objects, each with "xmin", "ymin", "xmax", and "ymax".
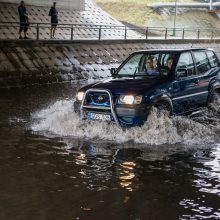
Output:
[
  {"xmin": 110, "ymin": 68, "xmax": 117, "ymax": 77},
  {"xmin": 177, "ymin": 68, "xmax": 188, "ymax": 78}
]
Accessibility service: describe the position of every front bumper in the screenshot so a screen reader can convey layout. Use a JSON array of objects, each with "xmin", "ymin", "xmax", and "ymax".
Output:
[{"xmin": 74, "ymin": 101, "xmax": 150, "ymax": 126}]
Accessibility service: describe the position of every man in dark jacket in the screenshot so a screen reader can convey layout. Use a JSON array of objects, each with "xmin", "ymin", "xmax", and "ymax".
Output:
[
  {"xmin": 49, "ymin": 2, "xmax": 58, "ymax": 39},
  {"xmin": 18, "ymin": 1, "xmax": 29, "ymax": 39}
]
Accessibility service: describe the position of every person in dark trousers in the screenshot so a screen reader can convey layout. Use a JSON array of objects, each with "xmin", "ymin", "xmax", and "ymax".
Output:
[
  {"xmin": 49, "ymin": 2, "xmax": 58, "ymax": 39},
  {"xmin": 18, "ymin": 1, "xmax": 29, "ymax": 39}
]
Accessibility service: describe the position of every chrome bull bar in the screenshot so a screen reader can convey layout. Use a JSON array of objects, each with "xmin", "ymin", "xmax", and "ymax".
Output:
[{"xmin": 80, "ymin": 89, "xmax": 120, "ymax": 126}]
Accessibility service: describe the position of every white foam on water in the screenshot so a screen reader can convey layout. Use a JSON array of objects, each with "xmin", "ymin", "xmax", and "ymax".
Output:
[{"xmin": 31, "ymin": 100, "xmax": 218, "ymax": 145}]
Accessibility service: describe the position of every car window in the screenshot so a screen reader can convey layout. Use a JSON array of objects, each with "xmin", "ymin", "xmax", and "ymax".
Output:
[
  {"xmin": 116, "ymin": 52, "xmax": 176, "ymax": 78},
  {"xmin": 206, "ymin": 51, "xmax": 218, "ymax": 68},
  {"xmin": 118, "ymin": 54, "xmax": 142, "ymax": 76},
  {"xmin": 176, "ymin": 52, "xmax": 195, "ymax": 76},
  {"xmin": 159, "ymin": 54, "xmax": 174, "ymax": 66},
  {"xmin": 193, "ymin": 51, "xmax": 211, "ymax": 74}
]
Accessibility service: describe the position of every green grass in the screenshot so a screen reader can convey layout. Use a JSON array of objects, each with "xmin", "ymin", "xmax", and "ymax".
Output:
[{"xmin": 94, "ymin": 0, "xmax": 195, "ymax": 26}]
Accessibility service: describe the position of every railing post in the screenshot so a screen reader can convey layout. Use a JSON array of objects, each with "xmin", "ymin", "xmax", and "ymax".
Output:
[
  {"xmin": 36, "ymin": 23, "xmax": 39, "ymax": 40},
  {"xmin": 182, "ymin": 28, "xmax": 185, "ymax": 39},
  {"xmin": 211, "ymin": 30, "xmax": 214, "ymax": 40},
  {"xmin": 124, "ymin": 26, "xmax": 127, "ymax": 40},
  {"xmin": 146, "ymin": 27, "xmax": 148, "ymax": 40},
  {"xmin": 99, "ymin": 25, "xmax": 101, "ymax": 40},
  {"xmin": 71, "ymin": 25, "xmax": 73, "ymax": 40},
  {"xmin": 197, "ymin": 29, "xmax": 200, "ymax": 40},
  {"xmin": 165, "ymin": 28, "xmax": 167, "ymax": 39}
]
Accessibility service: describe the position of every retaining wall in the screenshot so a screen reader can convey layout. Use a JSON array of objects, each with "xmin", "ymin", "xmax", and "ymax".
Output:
[{"xmin": 0, "ymin": 39, "xmax": 220, "ymax": 88}]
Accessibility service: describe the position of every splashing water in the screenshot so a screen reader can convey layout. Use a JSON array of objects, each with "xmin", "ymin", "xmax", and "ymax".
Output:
[{"xmin": 31, "ymin": 100, "xmax": 219, "ymax": 145}]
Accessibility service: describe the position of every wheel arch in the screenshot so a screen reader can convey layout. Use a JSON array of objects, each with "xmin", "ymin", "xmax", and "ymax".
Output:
[{"xmin": 150, "ymin": 94, "xmax": 173, "ymax": 114}]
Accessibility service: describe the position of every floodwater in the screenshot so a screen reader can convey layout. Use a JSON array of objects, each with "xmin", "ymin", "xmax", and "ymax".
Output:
[{"xmin": 0, "ymin": 83, "xmax": 220, "ymax": 220}]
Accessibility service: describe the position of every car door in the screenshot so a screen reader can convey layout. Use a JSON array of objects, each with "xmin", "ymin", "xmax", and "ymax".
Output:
[
  {"xmin": 171, "ymin": 51, "xmax": 199, "ymax": 113},
  {"xmin": 191, "ymin": 50, "xmax": 213, "ymax": 106}
]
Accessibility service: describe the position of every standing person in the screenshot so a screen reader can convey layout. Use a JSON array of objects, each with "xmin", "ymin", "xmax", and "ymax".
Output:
[
  {"xmin": 49, "ymin": 2, "xmax": 58, "ymax": 39},
  {"xmin": 18, "ymin": 1, "xmax": 29, "ymax": 39}
]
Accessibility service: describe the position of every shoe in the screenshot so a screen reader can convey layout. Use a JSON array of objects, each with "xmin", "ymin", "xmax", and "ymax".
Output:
[
  {"xmin": 24, "ymin": 36, "xmax": 30, "ymax": 39},
  {"xmin": 19, "ymin": 36, "xmax": 23, "ymax": 39}
]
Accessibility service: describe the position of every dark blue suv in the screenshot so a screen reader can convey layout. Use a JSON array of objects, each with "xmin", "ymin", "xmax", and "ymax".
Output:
[{"xmin": 74, "ymin": 49, "xmax": 220, "ymax": 126}]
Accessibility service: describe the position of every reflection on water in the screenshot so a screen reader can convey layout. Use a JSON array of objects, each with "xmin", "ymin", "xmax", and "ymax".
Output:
[
  {"xmin": 179, "ymin": 198, "xmax": 219, "ymax": 219},
  {"xmin": 178, "ymin": 144, "xmax": 220, "ymax": 219},
  {"xmin": 119, "ymin": 161, "xmax": 136, "ymax": 191},
  {"xmin": 0, "ymin": 84, "xmax": 220, "ymax": 220},
  {"xmin": 194, "ymin": 145, "xmax": 220, "ymax": 196}
]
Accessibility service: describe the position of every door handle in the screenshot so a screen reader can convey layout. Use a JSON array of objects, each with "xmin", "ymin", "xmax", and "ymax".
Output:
[{"xmin": 194, "ymin": 79, "xmax": 199, "ymax": 84}]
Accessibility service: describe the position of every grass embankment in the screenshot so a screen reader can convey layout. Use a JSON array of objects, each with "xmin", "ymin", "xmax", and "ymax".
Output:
[{"xmin": 94, "ymin": 0, "xmax": 194, "ymax": 26}]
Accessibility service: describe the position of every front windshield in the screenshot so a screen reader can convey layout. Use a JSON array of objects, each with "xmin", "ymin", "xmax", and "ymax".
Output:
[{"xmin": 116, "ymin": 52, "xmax": 176, "ymax": 78}]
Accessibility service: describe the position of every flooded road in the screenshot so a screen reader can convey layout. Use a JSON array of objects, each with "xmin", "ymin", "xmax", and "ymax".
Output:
[{"xmin": 0, "ymin": 83, "xmax": 220, "ymax": 220}]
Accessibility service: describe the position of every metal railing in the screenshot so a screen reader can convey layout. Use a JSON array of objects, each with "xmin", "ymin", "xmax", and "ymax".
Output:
[{"xmin": 0, "ymin": 22, "xmax": 220, "ymax": 41}]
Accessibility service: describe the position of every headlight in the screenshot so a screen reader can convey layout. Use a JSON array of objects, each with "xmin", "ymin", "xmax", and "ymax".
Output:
[
  {"xmin": 119, "ymin": 95, "xmax": 142, "ymax": 105},
  {"xmin": 76, "ymin": 92, "xmax": 84, "ymax": 101}
]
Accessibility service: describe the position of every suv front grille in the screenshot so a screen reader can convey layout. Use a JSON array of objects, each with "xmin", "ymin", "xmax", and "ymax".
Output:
[
  {"xmin": 85, "ymin": 91, "xmax": 118, "ymax": 107},
  {"xmin": 88, "ymin": 92, "xmax": 110, "ymax": 106}
]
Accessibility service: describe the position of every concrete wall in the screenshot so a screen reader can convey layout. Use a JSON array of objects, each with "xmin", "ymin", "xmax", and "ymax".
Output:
[
  {"xmin": 0, "ymin": 39, "xmax": 220, "ymax": 89},
  {"xmin": 0, "ymin": 0, "xmax": 85, "ymax": 10}
]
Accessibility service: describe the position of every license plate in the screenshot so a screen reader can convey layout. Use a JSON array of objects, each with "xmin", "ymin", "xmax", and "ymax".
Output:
[{"xmin": 88, "ymin": 112, "xmax": 111, "ymax": 121}]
